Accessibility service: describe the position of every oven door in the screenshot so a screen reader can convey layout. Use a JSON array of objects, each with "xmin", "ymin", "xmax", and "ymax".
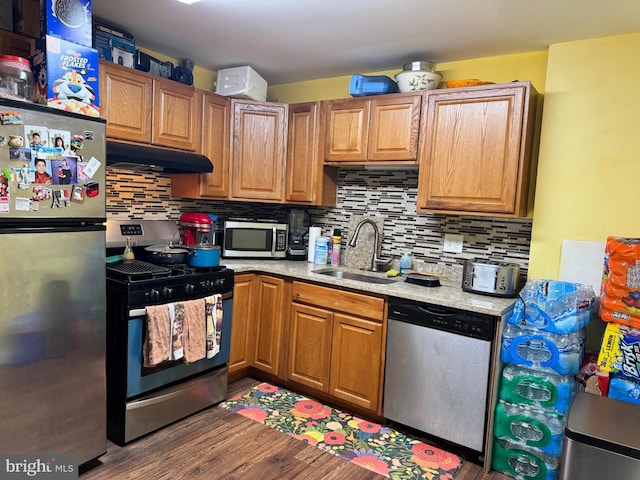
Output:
[{"xmin": 126, "ymin": 292, "xmax": 232, "ymax": 399}]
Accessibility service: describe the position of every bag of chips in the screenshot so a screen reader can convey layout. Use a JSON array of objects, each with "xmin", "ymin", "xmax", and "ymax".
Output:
[{"xmin": 600, "ymin": 237, "xmax": 640, "ymax": 328}]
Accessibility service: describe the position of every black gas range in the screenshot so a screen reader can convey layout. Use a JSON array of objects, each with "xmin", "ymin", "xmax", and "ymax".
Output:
[
  {"xmin": 106, "ymin": 260, "xmax": 234, "ymax": 307},
  {"xmin": 104, "ymin": 220, "xmax": 235, "ymax": 446}
]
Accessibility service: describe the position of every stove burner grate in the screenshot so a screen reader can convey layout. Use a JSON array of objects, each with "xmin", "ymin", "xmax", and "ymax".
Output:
[{"xmin": 107, "ymin": 260, "xmax": 171, "ymax": 279}]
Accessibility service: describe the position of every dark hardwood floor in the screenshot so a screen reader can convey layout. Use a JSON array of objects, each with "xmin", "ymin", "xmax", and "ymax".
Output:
[{"xmin": 81, "ymin": 378, "xmax": 511, "ymax": 479}]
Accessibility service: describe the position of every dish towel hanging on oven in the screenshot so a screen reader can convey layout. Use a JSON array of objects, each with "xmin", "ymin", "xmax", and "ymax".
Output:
[
  {"xmin": 205, "ymin": 294, "xmax": 223, "ymax": 358},
  {"xmin": 144, "ymin": 304, "xmax": 172, "ymax": 367},
  {"xmin": 182, "ymin": 299, "xmax": 207, "ymax": 364}
]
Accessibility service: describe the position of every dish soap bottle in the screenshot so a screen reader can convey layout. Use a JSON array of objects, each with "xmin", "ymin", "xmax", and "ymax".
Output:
[
  {"xmin": 399, "ymin": 250, "xmax": 412, "ymax": 275},
  {"xmin": 123, "ymin": 237, "xmax": 135, "ymax": 263}
]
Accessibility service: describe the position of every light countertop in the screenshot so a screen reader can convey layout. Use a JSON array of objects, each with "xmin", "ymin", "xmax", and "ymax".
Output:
[{"xmin": 222, "ymin": 259, "xmax": 517, "ymax": 317}]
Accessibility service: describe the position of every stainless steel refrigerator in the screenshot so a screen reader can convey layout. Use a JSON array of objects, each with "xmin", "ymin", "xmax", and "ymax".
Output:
[{"xmin": 0, "ymin": 99, "xmax": 106, "ymax": 465}]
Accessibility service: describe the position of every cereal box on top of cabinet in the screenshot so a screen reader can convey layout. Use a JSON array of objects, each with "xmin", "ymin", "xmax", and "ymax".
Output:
[
  {"xmin": 31, "ymin": 35, "xmax": 99, "ymax": 117},
  {"xmin": 41, "ymin": 0, "xmax": 92, "ymax": 47}
]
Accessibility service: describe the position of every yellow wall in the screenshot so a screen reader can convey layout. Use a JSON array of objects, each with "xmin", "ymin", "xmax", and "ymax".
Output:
[
  {"xmin": 528, "ymin": 32, "xmax": 640, "ymax": 279},
  {"xmin": 268, "ymin": 51, "xmax": 548, "ymax": 103}
]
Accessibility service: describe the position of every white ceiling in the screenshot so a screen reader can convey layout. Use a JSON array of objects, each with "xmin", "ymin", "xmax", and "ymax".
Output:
[{"xmin": 92, "ymin": 0, "xmax": 640, "ymax": 85}]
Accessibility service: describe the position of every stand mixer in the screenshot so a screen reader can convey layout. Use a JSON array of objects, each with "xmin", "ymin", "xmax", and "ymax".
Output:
[{"xmin": 179, "ymin": 212, "xmax": 214, "ymax": 246}]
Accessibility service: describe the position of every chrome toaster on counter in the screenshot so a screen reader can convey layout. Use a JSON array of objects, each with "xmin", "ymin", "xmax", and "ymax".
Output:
[{"xmin": 462, "ymin": 260, "xmax": 523, "ymax": 298}]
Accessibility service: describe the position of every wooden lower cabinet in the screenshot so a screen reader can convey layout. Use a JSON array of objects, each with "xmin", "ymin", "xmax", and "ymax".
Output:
[
  {"xmin": 252, "ymin": 275, "xmax": 287, "ymax": 376},
  {"xmin": 287, "ymin": 303, "xmax": 332, "ymax": 391},
  {"xmin": 288, "ymin": 281, "xmax": 386, "ymax": 414},
  {"xmin": 329, "ymin": 313, "xmax": 383, "ymax": 412},
  {"xmin": 228, "ymin": 274, "xmax": 255, "ymax": 374}
]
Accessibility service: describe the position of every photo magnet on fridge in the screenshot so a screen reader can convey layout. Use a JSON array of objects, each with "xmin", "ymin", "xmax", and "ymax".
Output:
[
  {"xmin": 71, "ymin": 185, "xmax": 85, "ymax": 203},
  {"xmin": 51, "ymin": 156, "xmax": 77, "ymax": 185}
]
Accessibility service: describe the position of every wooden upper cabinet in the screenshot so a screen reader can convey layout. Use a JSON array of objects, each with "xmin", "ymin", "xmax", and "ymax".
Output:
[
  {"xmin": 99, "ymin": 61, "xmax": 153, "ymax": 143},
  {"xmin": 324, "ymin": 92, "xmax": 422, "ymax": 164},
  {"xmin": 230, "ymin": 99, "xmax": 288, "ymax": 202},
  {"xmin": 171, "ymin": 91, "xmax": 230, "ymax": 199},
  {"xmin": 368, "ymin": 94, "xmax": 422, "ymax": 161},
  {"xmin": 99, "ymin": 61, "xmax": 199, "ymax": 151},
  {"xmin": 286, "ymin": 102, "xmax": 338, "ymax": 206},
  {"xmin": 417, "ymin": 82, "xmax": 537, "ymax": 217},
  {"xmin": 152, "ymin": 77, "xmax": 200, "ymax": 151},
  {"xmin": 324, "ymin": 98, "xmax": 369, "ymax": 161},
  {"xmin": 198, "ymin": 92, "xmax": 230, "ymax": 197}
]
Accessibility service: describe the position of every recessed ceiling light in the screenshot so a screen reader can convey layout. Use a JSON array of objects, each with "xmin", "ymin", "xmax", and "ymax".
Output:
[{"xmin": 175, "ymin": 0, "xmax": 202, "ymax": 4}]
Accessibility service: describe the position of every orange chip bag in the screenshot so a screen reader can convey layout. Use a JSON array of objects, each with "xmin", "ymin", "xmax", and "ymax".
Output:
[{"xmin": 600, "ymin": 237, "xmax": 640, "ymax": 328}]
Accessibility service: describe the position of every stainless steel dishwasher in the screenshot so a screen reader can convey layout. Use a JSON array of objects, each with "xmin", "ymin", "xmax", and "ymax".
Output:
[{"xmin": 383, "ymin": 297, "xmax": 496, "ymax": 456}]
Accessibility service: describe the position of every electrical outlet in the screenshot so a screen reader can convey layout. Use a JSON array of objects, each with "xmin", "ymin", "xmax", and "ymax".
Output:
[{"xmin": 443, "ymin": 233, "xmax": 464, "ymax": 253}]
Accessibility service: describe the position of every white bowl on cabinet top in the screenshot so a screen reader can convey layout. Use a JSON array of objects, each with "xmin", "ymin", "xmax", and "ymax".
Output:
[{"xmin": 395, "ymin": 70, "xmax": 442, "ymax": 92}]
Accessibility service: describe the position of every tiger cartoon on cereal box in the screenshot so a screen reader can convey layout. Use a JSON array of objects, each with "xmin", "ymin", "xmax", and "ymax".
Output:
[{"xmin": 52, "ymin": 69, "xmax": 95, "ymax": 105}]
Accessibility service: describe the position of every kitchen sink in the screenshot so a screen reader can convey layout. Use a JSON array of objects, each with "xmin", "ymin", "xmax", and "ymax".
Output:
[{"xmin": 312, "ymin": 268, "xmax": 398, "ymax": 284}]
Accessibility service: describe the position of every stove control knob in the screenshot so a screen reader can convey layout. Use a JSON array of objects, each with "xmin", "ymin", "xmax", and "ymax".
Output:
[
  {"xmin": 163, "ymin": 286, "xmax": 173, "ymax": 299},
  {"xmin": 204, "ymin": 280, "xmax": 213, "ymax": 291},
  {"xmin": 214, "ymin": 278, "xmax": 224, "ymax": 289},
  {"xmin": 184, "ymin": 283, "xmax": 195, "ymax": 295},
  {"xmin": 149, "ymin": 289, "xmax": 160, "ymax": 302}
]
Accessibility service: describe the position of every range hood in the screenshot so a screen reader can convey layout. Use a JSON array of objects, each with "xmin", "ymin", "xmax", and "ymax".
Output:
[{"xmin": 106, "ymin": 141, "xmax": 213, "ymax": 173}]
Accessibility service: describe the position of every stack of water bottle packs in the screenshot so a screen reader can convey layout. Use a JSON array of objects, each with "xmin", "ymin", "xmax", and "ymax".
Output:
[{"xmin": 492, "ymin": 279, "xmax": 596, "ymax": 480}]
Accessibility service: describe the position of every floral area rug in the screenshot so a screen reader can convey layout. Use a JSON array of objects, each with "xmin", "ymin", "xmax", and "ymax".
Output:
[{"xmin": 219, "ymin": 382, "xmax": 463, "ymax": 480}]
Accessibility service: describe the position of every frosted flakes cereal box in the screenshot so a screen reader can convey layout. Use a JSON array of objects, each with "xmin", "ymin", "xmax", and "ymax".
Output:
[{"xmin": 31, "ymin": 35, "xmax": 100, "ymax": 117}]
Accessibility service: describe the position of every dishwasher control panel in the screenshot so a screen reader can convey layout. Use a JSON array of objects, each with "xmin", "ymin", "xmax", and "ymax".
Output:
[{"xmin": 388, "ymin": 297, "xmax": 496, "ymax": 341}]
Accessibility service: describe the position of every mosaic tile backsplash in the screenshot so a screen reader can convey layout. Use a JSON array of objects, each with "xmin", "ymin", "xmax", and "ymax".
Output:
[{"xmin": 106, "ymin": 168, "xmax": 532, "ymax": 273}]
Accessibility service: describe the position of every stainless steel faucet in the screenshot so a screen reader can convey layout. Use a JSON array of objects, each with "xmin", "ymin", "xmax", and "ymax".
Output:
[{"xmin": 348, "ymin": 219, "xmax": 393, "ymax": 272}]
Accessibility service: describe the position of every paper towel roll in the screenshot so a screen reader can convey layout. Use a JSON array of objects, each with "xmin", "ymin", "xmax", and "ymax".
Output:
[{"xmin": 308, "ymin": 227, "xmax": 322, "ymax": 262}]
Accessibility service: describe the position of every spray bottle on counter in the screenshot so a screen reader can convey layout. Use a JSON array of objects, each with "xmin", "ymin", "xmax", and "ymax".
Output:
[{"xmin": 330, "ymin": 229, "xmax": 342, "ymax": 266}]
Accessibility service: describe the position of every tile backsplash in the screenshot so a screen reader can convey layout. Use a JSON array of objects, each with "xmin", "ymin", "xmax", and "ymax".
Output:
[{"xmin": 106, "ymin": 168, "xmax": 532, "ymax": 273}]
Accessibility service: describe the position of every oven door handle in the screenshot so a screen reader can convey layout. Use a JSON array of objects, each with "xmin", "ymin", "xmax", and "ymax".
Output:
[{"xmin": 129, "ymin": 291, "xmax": 233, "ymax": 318}]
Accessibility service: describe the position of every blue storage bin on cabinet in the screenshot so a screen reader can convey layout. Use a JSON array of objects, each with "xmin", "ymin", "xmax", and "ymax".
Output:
[{"xmin": 349, "ymin": 74, "xmax": 399, "ymax": 96}]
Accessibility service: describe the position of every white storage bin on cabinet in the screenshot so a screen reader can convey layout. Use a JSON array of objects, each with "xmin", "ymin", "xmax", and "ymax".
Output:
[{"xmin": 215, "ymin": 65, "xmax": 267, "ymax": 101}]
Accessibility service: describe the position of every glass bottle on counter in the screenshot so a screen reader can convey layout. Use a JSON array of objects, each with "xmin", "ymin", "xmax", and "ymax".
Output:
[{"xmin": 123, "ymin": 237, "xmax": 135, "ymax": 263}]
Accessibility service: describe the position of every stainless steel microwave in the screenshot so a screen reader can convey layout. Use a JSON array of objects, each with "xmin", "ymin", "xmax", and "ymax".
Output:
[{"xmin": 223, "ymin": 220, "xmax": 288, "ymax": 258}]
